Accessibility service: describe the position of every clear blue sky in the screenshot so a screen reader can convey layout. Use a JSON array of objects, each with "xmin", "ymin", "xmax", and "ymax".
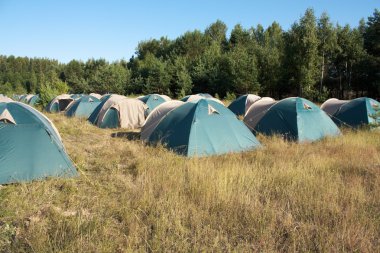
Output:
[{"xmin": 0, "ymin": 0, "xmax": 377, "ymax": 63}]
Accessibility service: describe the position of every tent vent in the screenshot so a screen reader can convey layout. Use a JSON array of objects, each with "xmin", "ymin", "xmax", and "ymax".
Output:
[
  {"xmin": 303, "ymin": 103, "xmax": 312, "ymax": 110},
  {"xmin": 0, "ymin": 109, "xmax": 16, "ymax": 124},
  {"xmin": 208, "ymin": 105, "xmax": 219, "ymax": 115}
]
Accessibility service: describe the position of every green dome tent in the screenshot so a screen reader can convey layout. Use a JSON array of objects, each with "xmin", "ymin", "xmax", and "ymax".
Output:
[
  {"xmin": 148, "ymin": 99, "xmax": 261, "ymax": 157},
  {"xmin": 228, "ymin": 94, "xmax": 261, "ymax": 116},
  {"xmin": 21, "ymin": 94, "xmax": 34, "ymax": 104},
  {"xmin": 12, "ymin": 95, "xmax": 22, "ymax": 101},
  {"xmin": 141, "ymin": 100, "xmax": 185, "ymax": 141},
  {"xmin": 0, "ymin": 102, "xmax": 77, "ymax": 184},
  {"xmin": 138, "ymin": 94, "xmax": 171, "ymax": 116},
  {"xmin": 65, "ymin": 95, "xmax": 101, "ymax": 118},
  {"xmin": 321, "ymin": 97, "xmax": 380, "ymax": 128},
  {"xmin": 88, "ymin": 94, "xmax": 112, "ymax": 124},
  {"xmin": 244, "ymin": 97, "xmax": 341, "ymax": 142},
  {"xmin": 27, "ymin": 94, "xmax": 40, "ymax": 106},
  {"xmin": 46, "ymin": 94, "xmax": 74, "ymax": 113},
  {"xmin": 18, "ymin": 94, "xmax": 27, "ymax": 102}
]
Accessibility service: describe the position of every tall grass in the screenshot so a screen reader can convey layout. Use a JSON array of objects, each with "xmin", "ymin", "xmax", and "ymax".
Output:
[{"xmin": 1, "ymin": 114, "xmax": 379, "ymax": 252}]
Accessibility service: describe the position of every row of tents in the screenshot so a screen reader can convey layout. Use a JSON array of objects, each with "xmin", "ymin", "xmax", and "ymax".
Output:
[
  {"xmin": 42, "ymin": 92, "xmax": 379, "ymax": 155},
  {"xmin": 1, "ymin": 92, "xmax": 379, "ymax": 183},
  {"xmin": 228, "ymin": 95, "xmax": 380, "ymax": 128},
  {"xmin": 12, "ymin": 94, "xmax": 40, "ymax": 106},
  {"xmin": 16, "ymin": 93, "xmax": 380, "ymax": 148},
  {"xmin": 5, "ymin": 93, "xmax": 380, "ymax": 138}
]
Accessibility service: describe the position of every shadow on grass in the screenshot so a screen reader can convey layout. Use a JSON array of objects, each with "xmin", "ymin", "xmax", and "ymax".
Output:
[{"xmin": 111, "ymin": 131, "xmax": 141, "ymax": 141}]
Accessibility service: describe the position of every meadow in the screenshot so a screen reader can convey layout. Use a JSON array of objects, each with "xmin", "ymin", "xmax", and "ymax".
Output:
[{"xmin": 1, "ymin": 113, "xmax": 380, "ymax": 252}]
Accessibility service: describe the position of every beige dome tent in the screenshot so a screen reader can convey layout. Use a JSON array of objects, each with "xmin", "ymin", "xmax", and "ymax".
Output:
[
  {"xmin": 96, "ymin": 95, "xmax": 147, "ymax": 129},
  {"xmin": 244, "ymin": 99, "xmax": 277, "ymax": 128},
  {"xmin": 244, "ymin": 94, "xmax": 262, "ymax": 113},
  {"xmin": 141, "ymin": 100, "xmax": 185, "ymax": 141},
  {"xmin": 320, "ymin": 98, "xmax": 349, "ymax": 116},
  {"xmin": 0, "ymin": 95, "xmax": 13, "ymax": 103}
]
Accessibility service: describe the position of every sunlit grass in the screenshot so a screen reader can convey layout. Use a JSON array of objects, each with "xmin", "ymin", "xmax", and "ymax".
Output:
[{"xmin": 1, "ymin": 113, "xmax": 379, "ymax": 252}]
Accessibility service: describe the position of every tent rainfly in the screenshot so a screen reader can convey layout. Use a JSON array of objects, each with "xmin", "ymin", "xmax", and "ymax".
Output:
[
  {"xmin": 321, "ymin": 97, "xmax": 380, "ymax": 127},
  {"xmin": 65, "ymin": 95, "xmax": 101, "ymax": 118},
  {"xmin": 228, "ymin": 94, "xmax": 275, "ymax": 116},
  {"xmin": 141, "ymin": 100, "xmax": 185, "ymax": 141},
  {"xmin": 138, "ymin": 94, "xmax": 171, "ymax": 116},
  {"xmin": 244, "ymin": 97, "xmax": 341, "ymax": 142},
  {"xmin": 181, "ymin": 94, "xmax": 224, "ymax": 105},
  {"xmin": 89, "ymin": 93, "xmax": 102, "ymax": 99},
  {"xmin": 147, "ymin": 98, "xmax": 261, "ymax": 157},
  {"xmin": 0, "ymin": 102, "xmax": 77, "ymax": 184}
]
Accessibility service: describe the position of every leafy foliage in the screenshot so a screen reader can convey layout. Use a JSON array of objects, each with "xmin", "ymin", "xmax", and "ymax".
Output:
[{"xmin": 0, "ymin": 9, "xmax": 379, "ymax": 101}]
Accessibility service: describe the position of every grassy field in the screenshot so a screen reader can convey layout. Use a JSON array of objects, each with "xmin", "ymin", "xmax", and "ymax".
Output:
[{"xmin": 1, "ymin": 113, "xmax": 380, "ymax": 252}]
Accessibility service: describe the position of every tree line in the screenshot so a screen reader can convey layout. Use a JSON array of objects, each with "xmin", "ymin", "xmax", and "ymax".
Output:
[{"xmin": 0, "ymin": 8, "xmax": 379, "ymax": 102}]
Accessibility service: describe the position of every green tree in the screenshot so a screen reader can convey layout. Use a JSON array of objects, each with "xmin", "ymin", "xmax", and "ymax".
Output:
[
  {"xmin": 229, "ymin": 24, "xmax": 251, "ymax": 48},
  {"xmin": 317, "ymin": 12, "xmax": 338, "ymax": 96},
  {"xmin": 136, "ymin": 37, "xmax": 173, "ymax": 60},
  {"xmin": 169, "ymin": 56, "xmax": 193, "ymax": 97},
  {"xmin": 256, "ymin": 22, "xmax": 285, "ymax": 98},
  {"xmin": 173, "ymin": 30, "xmax": 208, "ymax": 59},
  {"xmin": 205, "ymin": 20, "xmax": 228, "ymax": 51},
  {"xmin": 0, "ymin": 82, "xmax": 14, "ymax": 96},
  {"xmin": 285, "ymin": 8, "xmax": 320, "ymax": 98},
  {"xmin": 134, "ymin": 53, "xmax": 171, "ymax": 94},
  {"xmin": 335, "ymin": 25, "xmax": 365, "ymax": 98},
  {"xmin": 62, "ymin": 60, "xmax": 88, "ymax": 93},
  {"xmin": 364, "ymin": 9, "xmax": 380, "ymax": 57},
  {"xmin": 100, "ymin": 63, "xmax": 130, "ymax": 94},
  {"xmin": 39, "ymin": 72, "xmax": 69, "ymax": 107},
  {"xmin": 363, "ymin": 9, "xmax": 380, "ymax": 97},
  {"xmin": 227, "ymin": 46, "xmax": 260, "ymax": 94},
  {"xmin": 191, "ymin": 42, "xmax": 222, "ymax": 95}
]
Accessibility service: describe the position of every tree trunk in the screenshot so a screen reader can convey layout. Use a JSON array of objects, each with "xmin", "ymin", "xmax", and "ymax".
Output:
[
  {"xmin": 344, "ymin": 61, "xmax": 348, "ymax": 99},
  {"xmin": 320, "ymin": 52, "xmax": 325, "ymax": 93},
  {"xmin": 349, "ymin": 61, "xmax": 352, "ymax": 89},
  {"xmin": 339, "ymin": 74, "xmax": 342, "ymax": 99}
]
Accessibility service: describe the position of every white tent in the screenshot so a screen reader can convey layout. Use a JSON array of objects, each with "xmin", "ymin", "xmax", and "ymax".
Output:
[{"xmin": 96, "ymin": 95, "xmax": 147, "ymax": 129}]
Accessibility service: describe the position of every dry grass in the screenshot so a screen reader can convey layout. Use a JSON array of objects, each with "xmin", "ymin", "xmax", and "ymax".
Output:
[{"xmin": 1, "ymin": 113, "xmax": 380, "ymax": 252}]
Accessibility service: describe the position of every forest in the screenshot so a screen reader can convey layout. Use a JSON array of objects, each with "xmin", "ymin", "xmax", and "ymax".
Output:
[{"xmin": 0, "ymin": 8, "xmax": 379, "ymax": 103}]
